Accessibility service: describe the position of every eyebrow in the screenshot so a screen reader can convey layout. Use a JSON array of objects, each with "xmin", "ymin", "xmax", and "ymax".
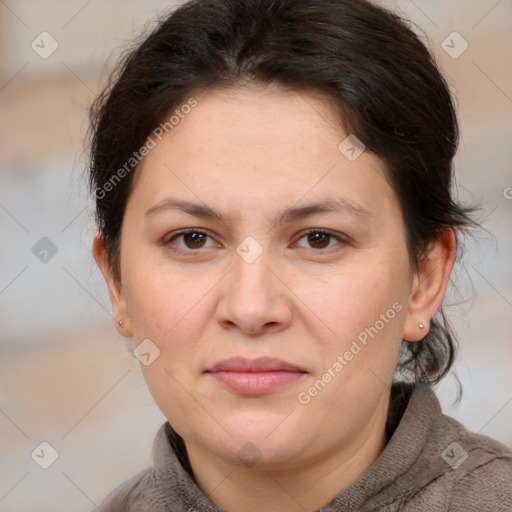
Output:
[{"xmin": 144, "ymin": 196, "xmax": 371, "ymax": 224}]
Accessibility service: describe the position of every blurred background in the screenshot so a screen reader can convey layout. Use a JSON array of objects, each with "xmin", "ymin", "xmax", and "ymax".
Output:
[{"xmin": 0, "ymin": 0, "xmax": 511, "ymax": 510}]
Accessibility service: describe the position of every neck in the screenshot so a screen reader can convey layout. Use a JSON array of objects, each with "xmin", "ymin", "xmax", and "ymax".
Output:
[{"xmin": 184, "ymin": 396, "xmax": 389, "ymax": 512}]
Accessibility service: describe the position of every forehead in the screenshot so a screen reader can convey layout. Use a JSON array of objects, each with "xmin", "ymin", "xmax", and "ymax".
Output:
[{"xmin": 127, "ymin": 86, "xmax": 397, "ymax": 223}]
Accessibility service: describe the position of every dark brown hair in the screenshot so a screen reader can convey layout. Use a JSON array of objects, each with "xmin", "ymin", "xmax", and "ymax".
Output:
[{"xmin": 88, "ymin": 0, "xmax": 476, "ymax": 384}]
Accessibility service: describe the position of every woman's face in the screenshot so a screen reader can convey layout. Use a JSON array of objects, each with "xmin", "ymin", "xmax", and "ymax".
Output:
[{"xmin": 97, "ymin": 86, "xmax": 424, "ymax": 469}]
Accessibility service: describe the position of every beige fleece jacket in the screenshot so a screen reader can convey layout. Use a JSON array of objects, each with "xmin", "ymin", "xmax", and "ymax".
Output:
[{"xmin": 93, "ymin": 383, "xmax": 512, "ymax": 511}]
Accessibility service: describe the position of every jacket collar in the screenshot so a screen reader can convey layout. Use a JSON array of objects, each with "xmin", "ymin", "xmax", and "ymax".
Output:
[{"xmin": 151, "ymin": 383, "xmax": 443, "ymax": 511}]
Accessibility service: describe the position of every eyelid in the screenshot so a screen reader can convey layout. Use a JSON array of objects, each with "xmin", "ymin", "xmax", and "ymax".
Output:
[
  {"xmin": 292, "ymin": 228, "xmax": 348, "ymax": 250},
  {"xmin": 163, "ymin": 228, "xmax": 220, "ymax": 249}
]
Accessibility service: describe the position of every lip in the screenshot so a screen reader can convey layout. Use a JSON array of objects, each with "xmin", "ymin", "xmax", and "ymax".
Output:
[{"xmin": 205, "ymin": 357, "xmax": 307, "ymax": 395}]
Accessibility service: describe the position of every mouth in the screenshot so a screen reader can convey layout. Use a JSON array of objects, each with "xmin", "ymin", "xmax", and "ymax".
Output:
[{"xmin": 204, "ymin": 357, "xmax": 307, "ymax": 395}]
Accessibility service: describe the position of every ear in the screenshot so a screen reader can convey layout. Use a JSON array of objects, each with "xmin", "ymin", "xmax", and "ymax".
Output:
[
  {"xmin": 402, "ymin": 229, "xmax": 457, "ymax": 342},
  {"xmin": 92, "ymin": 231, "xmax": 133, "ymax": 338}
]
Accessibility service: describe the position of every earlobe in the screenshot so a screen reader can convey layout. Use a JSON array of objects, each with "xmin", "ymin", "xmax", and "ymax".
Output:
[
  {"xmin": 402, "ymin": 230, "xmax": 457, "ymax": 342},
  {"xmin": 92, "ymin": 232, "xmax": 133, "ymax": 338}
]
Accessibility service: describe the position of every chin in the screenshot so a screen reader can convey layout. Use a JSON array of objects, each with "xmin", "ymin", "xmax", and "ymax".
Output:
[{"xmin": 215, "ymin": 413, "xmax": 311, "ymax": 467}]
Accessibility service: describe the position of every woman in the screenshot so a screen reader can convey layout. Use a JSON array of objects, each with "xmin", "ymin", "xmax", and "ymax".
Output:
[{"xmin": 88, "ymin": 0, "xmax": 512, "ymax": 510}]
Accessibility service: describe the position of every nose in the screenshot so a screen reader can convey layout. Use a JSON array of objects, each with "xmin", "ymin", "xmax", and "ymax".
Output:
[{"xmin": 216, "ymin": 247, "xmax": 293, "ymax": 336}]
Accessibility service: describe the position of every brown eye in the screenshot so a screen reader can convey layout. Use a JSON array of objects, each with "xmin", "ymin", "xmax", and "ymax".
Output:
[
  {"xmin": 182, "ymin": 231, "xmax": 207, "ymax": 249},
  {"xmin": 295, "ymin": 229, "xmax": 344, "ymax": 251},
  {"xmin": 307, "ymin": 232, "xmax": 331, "ymax": 249},
  {"xmin": 166, "ymin": 230, "xmax": 216, "ymax": 251}
]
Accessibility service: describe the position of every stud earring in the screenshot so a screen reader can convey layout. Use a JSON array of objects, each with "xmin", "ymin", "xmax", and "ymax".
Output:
[
  {"xmin": 419, "ymin": 322, "xmax": 425, "ymax": 329},
  {"xmin": 118, "ymin": 320, "xmax": 125, "ymax": 328}
]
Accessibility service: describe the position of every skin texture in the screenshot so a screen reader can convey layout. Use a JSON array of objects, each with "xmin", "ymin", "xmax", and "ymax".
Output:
[{"xmin": 93, "ymin": 85, "xmax": 456, "ymax": 512}]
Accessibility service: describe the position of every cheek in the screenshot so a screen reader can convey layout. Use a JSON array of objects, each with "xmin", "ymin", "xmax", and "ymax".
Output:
[
  {"xmin": 123, "ymin": 268, "xmax": 214, "ymax": 428},
  {"xmin": 296, "ymin": 258, "xmax": 409, "ymax": 401},
  {"xmin": 294, "ymin": 270, "xmax": 406, "ymax": 416},
  {"xmin": 298, "ymin": 265, "xmax": 403, "ymax": 342},
  {"xmin": 121, "ymin": 254, "xmax": 206, "ymax": 339},
  {"xmin": 122, "ymin": 262, "xmax": 221, "ymax": 392}
]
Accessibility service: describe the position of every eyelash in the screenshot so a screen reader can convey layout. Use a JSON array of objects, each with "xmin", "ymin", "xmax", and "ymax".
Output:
[{"xmin": 163, "ymin": 228, "xmax": 347, "ymax": 254}]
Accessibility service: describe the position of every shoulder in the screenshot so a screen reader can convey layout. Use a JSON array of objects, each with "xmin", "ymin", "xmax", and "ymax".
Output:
[
  {"xmin": 381, "ymin": 384, "xmax": 512, "ymax": 511},
  {"xmin": 449, "ymin": 456, "xmax": 512, "ymax": 511},
  {"xmin": 92, "ymin": 467, "xmax": 164, "ymax": 512},
  {"xmin": 442, "ymin": 420, "xmax": 512, "ymax": 511},
  {"xmin": 90, "ymin": 421, "xmax": 198, "ymax": 512},
  {"xmin": 407, "ymin": 391, "xmax": 512, "ymax": 511}
]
